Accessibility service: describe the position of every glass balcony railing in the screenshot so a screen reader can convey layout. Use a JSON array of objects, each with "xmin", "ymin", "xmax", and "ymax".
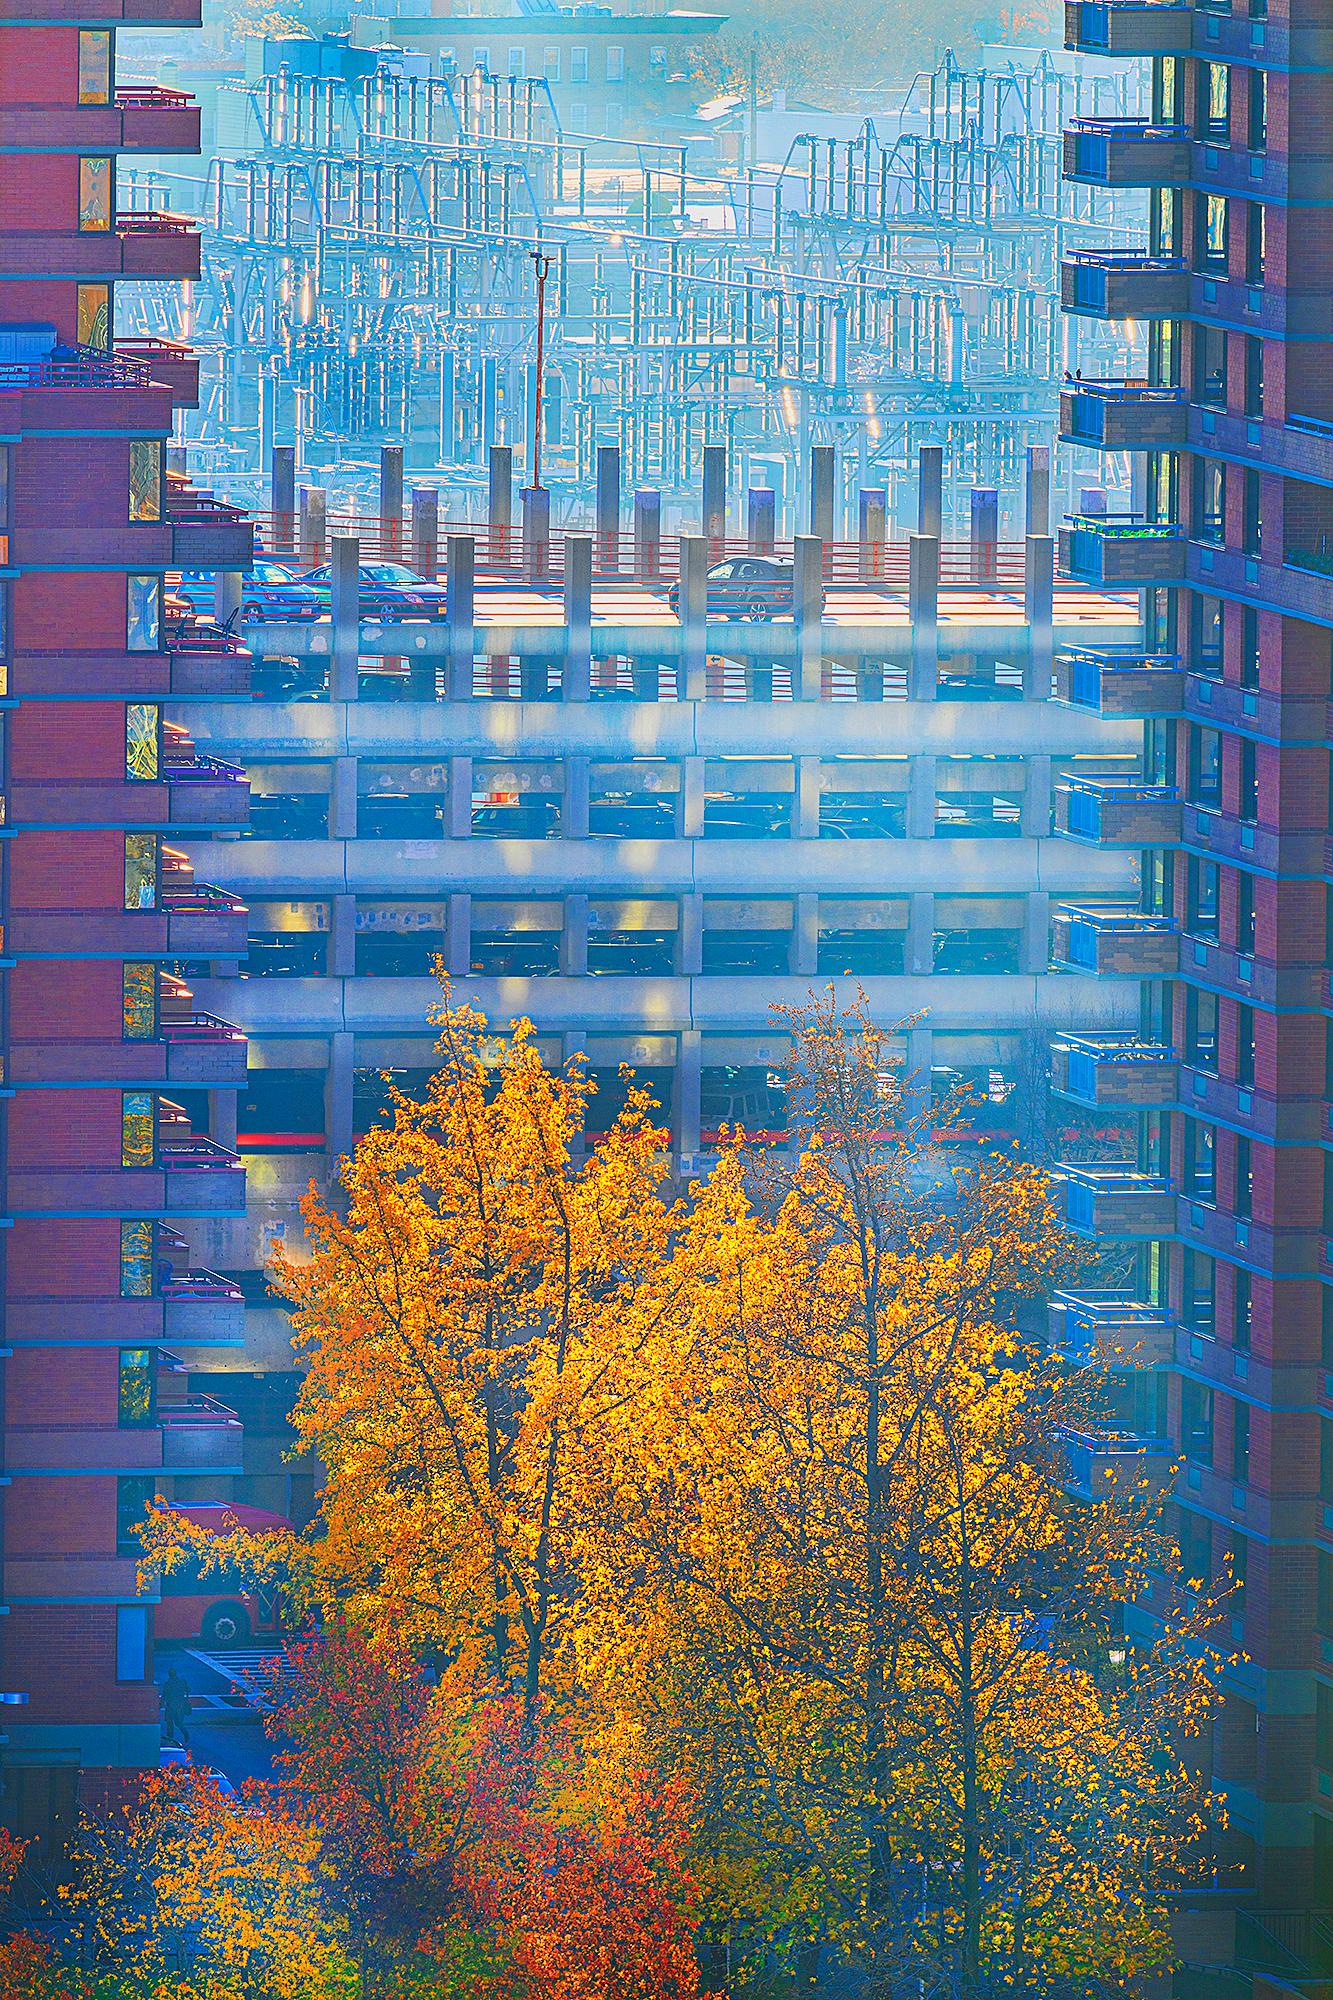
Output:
[
  {"xmin": 1055, "ymin": 647, "xmax": 1183, "ymax": 716},
  {"xmin": 1059, "ymin": 1164, "xmax": 1175, "ymax": 1238},
  {"xmin": 1051, "ymin": 906, "xmax": 1179, "ymax": 976},
  {"xmin": 1062, "ymin": 250, "xmax": 1190, "ymax": 318},
  {"xmin": 1049, "ymin": 1289, "xmax": 1175, "ymax": 1366},
  {"xmin": 1052, "ymin": 1032, "xmax": 1178, "ymax": 1107},
  {"xmin": 1056, "ymin": 1426, "xmax": 1175, "ymax": 1499},
  {"xmin": 1055, "ymin": 775, "xmax": 1182, "ymax": 846}
]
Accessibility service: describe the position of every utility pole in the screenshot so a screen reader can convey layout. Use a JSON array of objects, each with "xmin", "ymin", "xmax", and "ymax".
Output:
[{"xmin": 530, "ymin": 245, "xmax": 552, "ymax": 490}]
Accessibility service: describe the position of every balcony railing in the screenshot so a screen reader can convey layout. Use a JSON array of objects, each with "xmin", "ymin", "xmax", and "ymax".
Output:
[
  {"xmin": 159, "ymin": 1135, "xmax": 243, "ymax": 1173},
  {"xmin": 1064, "ymin": 118, "xmax": 1191, "ymax": 186},
  {"xmin": 1052, "ymin": 1032, "xmax": 1178, "ymax": 1107},
  {"xmin": 0, "ymin": 338, "xmax": 155, "ymax": 393},
  {"xmin": 1062, "ymin": 249, "xmax": 1190, "ymax": 317},
  {"xmin": 1055, "ymin": 775, "xmax": 1182, "ymax": 847},
  {"xmin": 1055, "ymin": 647, "xmax": 1182, "ymax": 716},
  {"xmin": 159, "ymin": 1267, "xmax": 243, "ymax": 1303},
  {"xmin": 1059, "ymin": 1164, "xmax": 1175, "ymax": 1238},
  {"xmin": 1065, "ymin": 0, "xmax": 1192, "ymax": 52},
  {"xmin": 1061, "ymin": 379, "xmax": 1188, "ymax": 449},
  {"xmin": 1051, "ymin": 906, "xmax": 1179, "ymax": 977},
  {"xmin": 159, "ymin": 1393, "xmax": 244, "ymax": 1472},
  {"xmin": 1057, "ymin": 1426, "xmax": 1175, "ymax": 1499},
  {"xmin": 116, "ymin": 208, "xmax": 196, "ymax": 236},
  {"xmin": 114, "ymin": 85, "xmax": 195, "ymax": 109},
  {"xmin": 1060, "ymin": 514, "xmax": 1187, "ymax": 585},
  {"xmin": 1049, "ymin": 1289, "xmax": 1175, "ymax": 1367},
  {"xmin": 163, "ymin": 750, "xmax": 246, "ymax": 786},
  {"xmin": 158, "ymin": 1010, "xmax": 246, "ymax": 1046},
  {"xmin": 161, "ymin": 882, "xmax": 246, "ymax": 916}
]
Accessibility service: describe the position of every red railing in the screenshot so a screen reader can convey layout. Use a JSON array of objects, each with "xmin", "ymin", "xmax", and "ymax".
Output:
[
  {"xmin": 0, "ymin": 341, "xmax": 154, "ymax": 391},
  {"xmin": 115, "ymin": 85, "xmax": 195, "ymax": 109},
  {"xmin": 116, "ymin": 208, "xmax": 196, "ymax": 234}
]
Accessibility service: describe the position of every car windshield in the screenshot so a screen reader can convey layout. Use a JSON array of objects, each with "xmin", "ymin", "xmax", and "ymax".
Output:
[
  {"xmin": 362, "ymin": 564, "xmax": 422, "ymax": 583},
  {"xmin": 254, "ymin": 563, "xmax": 299, "ymax": 584}
]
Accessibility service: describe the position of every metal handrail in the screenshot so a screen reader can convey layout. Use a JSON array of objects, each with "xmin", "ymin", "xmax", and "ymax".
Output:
[
  {"xmin": 1066, "ymin": 248, "xmax": 1187, "ymax": 267},
  {"xmin": 159, "ymin": 1136, "xmax": 243, "ymax": 1170},
  {"xmin": 116, "ymin": 208, "xmax": 196, "ymax": 234},
  {"xmin": 158, "ymin": 1011, "xmax": 246, "ymax": 1044},
  {"xmin": 160, "ymin": 1268, "xmax": 243, "ymax": 1301},
  {"xmin": 1065, "ymin": 379, "xmax": 1186, "ymax": 402},
  {"xmin": 159, "ymin": 1394, "xmax": 241, "ymax": 1427}
]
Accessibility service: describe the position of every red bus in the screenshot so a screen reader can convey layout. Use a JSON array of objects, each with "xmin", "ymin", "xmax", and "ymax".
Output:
[{"xmin": 155, "ymin": 1502, "xmax": 294, "ymax": 1648}]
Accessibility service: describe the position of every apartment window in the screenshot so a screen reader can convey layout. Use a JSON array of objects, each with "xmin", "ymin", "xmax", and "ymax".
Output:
[
  {"xmin": 120, "ymin": 1219, "xmax": 154, "ymax": 1298},
  {"xmin": 1195, "ymin": 458, "xmax": 1225, "ymax": 544},
  {"xmin": 1240, "ymin": 605, "xmax": 1260, "ymax": 689},
  {"xmin": 1184, "ymin": 1118, "xmax": 1217, "ymax": 1201},
  {"xmin": 1236, "ymin": 1001, "xmax": 1256, "ymax": 1086},
  {"xmin": 1197, "ymin": 192, "xmax": 1228, "ymax": 272},
  {"xmin": 122, "ymin": 961, "xmax": 156, "ymax": 1040},
  {"xmin": 472, "ymin": 47, "xmax": 490, "ymax": 72},
  {"xmin": 1149, "ymin": 318, "xmax": 1180, "ymax": 389},
  {"xmin": 116, "ymin": 1605, "xmax": 150, "ymax": 1684},
  {"xmin": 1182, "ymin": 1249, "xmax": 1216, "ymax": 1332},
  {"xmin": 1187, "ymin": 857, "xmax": 1220, "ymax": 938},
  {"xmin": 1198, "ymin": 61, "xmax": 1230, "ymax": 139},
  {"xmin": 128, "ymin": 439, "xmax": 162, "ymax": 524},
  {"xmin": 1186, "ymin": 986, "xmax": 1220, "ymax": 1071},
  {"xmin": 78, "ymin": 155, "xmax": 112, "ymax": 231},
  {"xmin": 118, "ymin": 1347, "xmax": 155, "ymax": 1427},
  {"xmin": 126, "ymin": 574, "xmax": 161, "ymax": 652},
  {"xmin": 605, "ymin": 44, "xmax": 625, "ymax": 81},
  {"xmin": 1231, "ymin": 1400, "xmax": 1250, "ymax": 1482},
  {"xmin": 1146, "ymin": 586, "xmax": 1177, "ymax": 652},
  {"xmin": 1239, "ymin": 738, "xmax": 1259, "ymax": 822},
  {"xmin": 1193, "ymin": 592, "xmax": 1224, "ymax": 675},
  {"xmin": 1148, "ymin": 450, "xmax": 1178, "ymax": 525},
  {"xmin": 1248, "ymin": 68, "xmax": 1267, "ymax": 152},
  {"xmin": 1247, "ymin": 203, "xmax": 1266, "ymax": 284},
  {"xmin": 125, "ymin": 703, "xmax": 159, "ymax": 782},
  {"xmin": 1150, "ymin": 185, "xmax": 1182, "ymax": 258},
  {"xmin": 76, "ymin": 282, "xmax": 109, "ymax": 350},
  {"xmin": 1242, "ymin": 470, "xmax": 1261, "ymax": 557},
  {"xmin": 1156, "ymin": 55, "xmax": 1181, "ymax": 123},
  {"xmin": 1194, "ymin": 323, "xmax": 1226, "ymax": 407},
  {"xmin": 124, "ymin": 832, "xmax": 157, "ymax": 911},
  {"xmin": 121, "ymin": 1090, "xmax": 154, "ymax": 1168},
  {"xmin": 1244, "ymin": 336, "xmax": 1263, "ymax": 419},
  {"xmin": 543, "ymin": 46, "xmax": 560, "ymax": 79},
  {"xmin": 1236, "ymin": 869, "xmax": 1256, "ymax": 952},
  {"xmin": 1235, "ymin": 1134, "xmax": 1253, "ymax": 1219},
  {"xmin": 1182, "ymin": 1377, "xmax": 1214, "ymax": 1464},
  {"xmin": 1322, "ymin": 1418, "xmax": 1333, "ymax": 1506},
  {"xmin": 1229, "ymin": 1534, "xmax": 1248, "ymax": 1626},
  {"xmin": 77, "ymin": 30, "xmax": 112, "ymax": 105},
  {"xmin": 116, "ymin": 1476, "xmax": 155, "ymax": 1555},
  {"xmin": 506, "ymin": 47, "xmax": 525, "ymax": 76},
  {"xmin": 1234, "ymin": 1268, "xmax": 1252, "ymax": 1353},
  {"xmin": 1190, "ymin": 724, "xmax": 1223, "ymax": 806},
  {"xmin": 570, "ymin": 45, "xmax": 588, "ymax": 81}
]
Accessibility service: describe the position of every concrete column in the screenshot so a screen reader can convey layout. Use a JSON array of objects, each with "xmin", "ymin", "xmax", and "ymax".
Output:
[
  {"xmin": 1026, "ymin": 444, "xmax": 1051, "ymax": 539},
  {"xmin": 907, "ymin": 892, "xmax": 935, "ymax": 976},
  {"xmin": 904, "ymin": 1023, "xmax": 934, "ymax": 1121},
  {"xmin": 678, "ymin": 893, "xmax": 703, "ymax": 975},
  {"xmin": 208, "ymin": 1087, "xmax": 238, "ymax": 1150},
  {"xmin": 380, "ymin": 445, "xmax": 404, "ymax": 557},
  {"xmin": 673, "ymin": 1027, "xmax": 702, "ymax": 1165},
  {"xmin": 438, "ymin": 348, "xmax": 456, "ymax": 461},
  {"xmin": 747, "ymin": 486, "xmax": 775, "ymax": 553},
  {"xmin": 522, "ymin": 484, "xmax": 551, "ymax": 584},
  {"xmin": 680, "ymin": 757, "xmax": 705, "ymax": 838},
  {"xmin": 795, "ymin": 755, "xmax": 821, "ymax": 838},
  {"xmin": 970, "ymin": 487, "xmax": 998, "ymax": 583},
  {"xmin": 330, "ymin": 757, "xmax": 358, "ymax": 840},
  {"xmin": 634, "ymin": 489, "xmax": 661, "ymax": 581},
  {"xmin": 563, "ymin": 754, "xmax": 590, "ymax": 839},
  {"xmin": 446, "ymin": 534, "xmax": 475, "ymax": 700},
  {"xmin": 702, "ymin": 442, "xmax": 727, "ymax": 545},
  {"xmin": 326, "ymin": 1030, "xmax": 355, "ymax": 1164},
  {"xmin": 1022, "ymin": 753, "xmax": 1053, "ymax": 838},
  {"xmin": 447, "ymin": 892, "xmax": 472, "ymax": 977},
  {"xmin": 214, "ymin": 570, "xmax": 242, "ymax": 626},
  {"xmin": 330, "ymin": 892, "xmax": 357, "ymax": 978},
  {"xmin": 596, "ymin": 445, "xmax": 620, "ymax": 569},
  {"xmin": 918, "ymin": 445, "xmax": 943, "ymax": 538},
  {"xmin": 908, "ymin": 533, "xmax": 939, "ymax": 701},
  {"xmin": 447, "ymin": 755, "xmax": 473, "ymax": 838},
  {"xmin": 1024, "ymin": 534, "xmax": 1054, "ymax": 699},
  {"xmin": 561, "ymin": 893, "xmax": 589, "ymax": 976},
  {"xmin": 488, "ymin": 444, "xmax": 513, "ymax": 553},
  {"xmin": 679, "ymin": 536, "xmax": 708, "ymax": 701},
  {"xmin": 794, "ymin": 534, "xmax": 823, "ymax": 701},
  {"xmin": 331, "ymin": 534, "xmax": 360, "ymax": 702},
  {"xmin": 792, "ymin": 891, "xmax": 819, "ymax": 976},
  {"xmin": 858, "ymin": 487, "xmax": 887, "ymax": 581},
  {"xmin": 810, "ymin": 444, "xmax": 835, "ymax": 540},
  {"xmin": 271, "ymin": 445, "xmax": 296, "ymax": 556},
  {"xmin": 412, "ymin": 486, "xmax": 439, "ymax": 578},
  {"xmin": 299, "ymin": 485, "xmax": 326, "ymax": 566},
  {"xmin": 1023, "ymin": 891, "xmax": 1052, "ymax": 974},
  {"xmin": 907, "ymin": 756, "xmax": 937, "ymax": 840},
  {"xmin": 563, "ymin": 533, "xmax": 592, "ymax": 702}
]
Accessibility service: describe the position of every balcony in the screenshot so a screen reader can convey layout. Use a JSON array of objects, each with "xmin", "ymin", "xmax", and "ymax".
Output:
[
  {"xmin": 1054, "ymin": 648, "xmax": 1182, "ymax": 718},
  {"xmin": 1060, "ymin": 380, "xmax": 1187, "ymax": 451},
  {"xmin": 161, "ymin": 1268, "xmax": 246, "ymax": 1347},
  {"xmin": 1055, "ymin": 775, "xmax": 1182, "ymax": 847},
  {"xmin": 1065, "ymin": 0, "xmax": 1191, "ymax": 51},
  {"xmin": 158, "ymin": 994, "xmax": 248, "ymax": 1087},
  {"xmin": 162, "ymin": 734, "xmax": 250, "ymax": 828},
  {"xmin": 1059, "ymin": 515, "xmax": 1186, "ymax": 586},
  {"xmin": 160, "ymin": 1133, "xmax": 246, "ymax": 1215},
  {"xmin": 162, "ymin": 880, "xmax": 249, "ymax": 956},
  {"xmin": 115, "ymin": 85, "xmax": 201, "ymax": 152},
  {"xmin": 165, "ymin": 620, "xmax": 252, "ymax": 697},
  {"xmin": 1057, "ymin": 1427, "xmax": 1174, "ymax": 1501},
  {"xmin": 1052, "ymin": 1032, "xmax": 1177, "ymax": 1108},
  {"xmin": 1059, "ymin": 1164, "xmax": 1175, "ymax": 1239},
  {"xmin": 159, "ymin": 1394, "xmax": 244, "ymax": 1473},
  {"xmin": 1063, "ymin": 119, "xmax": 1192, "ymax": 188},
  {"xmin": 166, "ymin": 484, "xmax": 254, "ymax": 569},
  {"xmin": 115, "ymin": 211, "xmax": 201, "ymax": 281},
  {"xmin": 1061, "ymin": 250, "xmax": 1190, "ymax": 320},
  {"xmin": 117, "ymin": 336, "xmax": 199, "ymax": 408},
  {"xmin": 1051, "ymin": 906, "xmax": 1179, "ymax": 978},
  {"xmin": 1048, "ymin": 1290, "xmax": 1174, "ymax": 1367}
]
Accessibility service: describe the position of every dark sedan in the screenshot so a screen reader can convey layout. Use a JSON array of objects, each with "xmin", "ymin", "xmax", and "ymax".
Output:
[
  {"xmin": 174, "ymin": 562, "xmax": 329, "ymax": 623},
  {"xmin": 299, "ymin": 561, "xmax": 448, "ymax": 621},
  {"xmin": 667, "ymin": 556, "xmax": 814, "ymax": 621}
]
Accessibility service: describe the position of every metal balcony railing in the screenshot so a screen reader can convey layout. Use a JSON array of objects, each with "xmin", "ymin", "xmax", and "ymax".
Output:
[
  {"xmin": 158, "ymin": 1267, "xmax": 243, "ymax": 1302},
  {"xmin": 158, "ymin": 1011, "xmax": 246, "ymax": 1045},
  {"xmin": 159, "ymin": 1136, "xmax": 243, "ymax": 1172}
]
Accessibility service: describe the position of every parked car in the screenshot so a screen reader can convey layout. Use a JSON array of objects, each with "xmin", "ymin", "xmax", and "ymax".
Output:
[
  {"xmin": 666, "ymin": 556, "xmax": 815, "ymax": 621},
  {"xmin": 173, "ymin": 563, "xmax": 329, "ymax": 623},
  {"xmin": 298, "ymin": 560, "xmax": 448, "ymax": 621}
]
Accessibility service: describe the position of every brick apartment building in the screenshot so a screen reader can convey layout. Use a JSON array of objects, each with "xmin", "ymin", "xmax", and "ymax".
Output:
[{"xmin": 0, "ymin": 0, "xmax": 254, "ymax": 1849}]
